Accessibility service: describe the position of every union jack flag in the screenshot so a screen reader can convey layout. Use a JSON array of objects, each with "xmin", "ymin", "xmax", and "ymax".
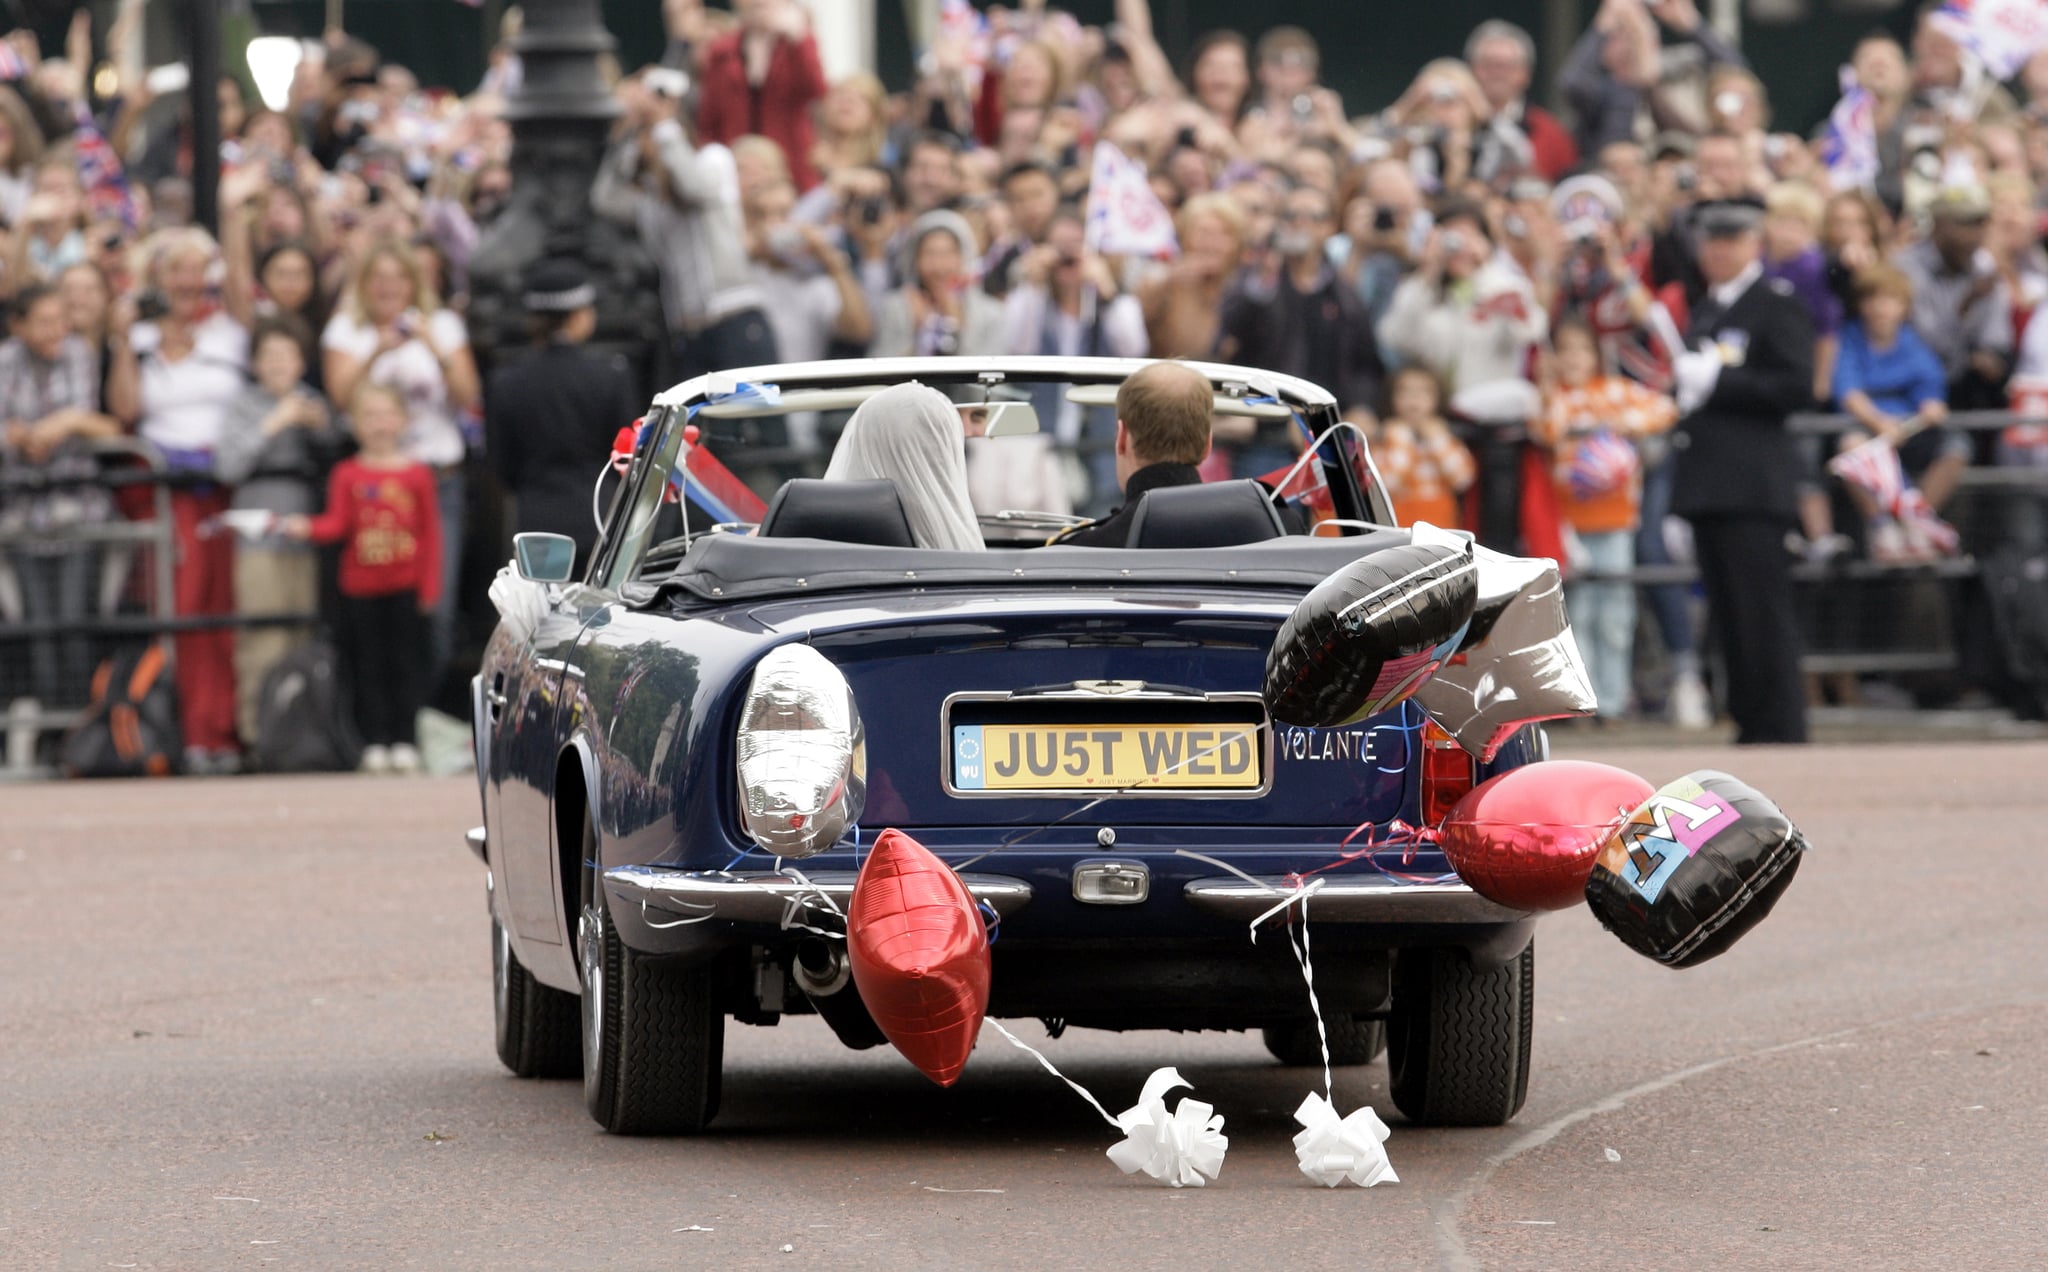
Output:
[
  {"xmin": 1819, "ymin": 68, "xmax": 1880, "ymax": 193},
  {"xmin": 71, "ymin": 103, "xmax": 138, "ymax": 231},
  {"xmin": 1828, "ymin": 435, "xmax": 1959, "ymax": 553}
]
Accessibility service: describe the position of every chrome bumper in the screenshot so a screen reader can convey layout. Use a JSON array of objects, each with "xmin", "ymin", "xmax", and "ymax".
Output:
[
  {"xmin": 603, "ymin": 865, "xmax": 1034, "ymax": 926},
  {"xmin": 1183, "ymin": 876, "xmax": 1530, "ymax": 924}
]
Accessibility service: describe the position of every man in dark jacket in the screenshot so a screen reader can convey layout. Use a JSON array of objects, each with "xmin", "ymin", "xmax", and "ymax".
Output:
[
  {"xmin": 1056, "ymin": 361, "xmax": 1214, "ymax": 548},
  {"xmin": 1215, "ymin": 184, "xmax": 1382, "ymax": 479},
  {"xmin": 1669, "ymin": 197, "xmax": 1813, "ymax": 744},
  {"xmin": 486, "ymin": 259, "xmax": 639, "ymax": 572}
]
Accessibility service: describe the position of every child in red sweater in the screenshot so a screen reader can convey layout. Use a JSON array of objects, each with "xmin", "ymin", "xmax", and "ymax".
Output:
[{"xmin": 286, "ymin": 383, "xmax": 442, "ymax": 773}]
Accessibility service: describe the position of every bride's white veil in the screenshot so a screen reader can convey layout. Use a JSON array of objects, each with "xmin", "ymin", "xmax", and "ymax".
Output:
[{"xmin": 824, "ymin": 382, "xmax": 985, "ymax": 551}]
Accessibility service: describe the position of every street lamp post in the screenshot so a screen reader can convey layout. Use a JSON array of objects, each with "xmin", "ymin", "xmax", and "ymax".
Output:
[{"xmin": 466, "ymin": 0, "xmax": 663, "ymax": 396}]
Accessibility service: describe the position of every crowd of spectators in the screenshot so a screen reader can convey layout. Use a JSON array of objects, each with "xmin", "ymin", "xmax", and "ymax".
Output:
[{"xmin": 5, "ymin": 0, "xmax": 2048, "ymax": 770}]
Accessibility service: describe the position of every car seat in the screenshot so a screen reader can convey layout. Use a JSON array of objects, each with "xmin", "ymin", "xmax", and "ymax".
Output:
[
  {"xmin": 1124, "ymin": 479, "xmax": 1288, "ymax": 549},
  {"xmin": 757, "ymin": 478, "xmax": 919, "ymax": 547}
]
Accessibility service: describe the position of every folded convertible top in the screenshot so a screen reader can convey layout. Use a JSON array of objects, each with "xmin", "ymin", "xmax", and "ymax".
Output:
[{"xmin": 660, "ymin": 529, "xmax": 1417, "ymax": 603}]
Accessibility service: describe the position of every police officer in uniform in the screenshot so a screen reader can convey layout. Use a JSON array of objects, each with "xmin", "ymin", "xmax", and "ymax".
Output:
[
  {"xmin": 1669, "ymin": 197, "xmax": 1813, "ymax": 744},
  {"xmin": 486, "ymin": 258, "xmax": 639, "ymax": 572}
]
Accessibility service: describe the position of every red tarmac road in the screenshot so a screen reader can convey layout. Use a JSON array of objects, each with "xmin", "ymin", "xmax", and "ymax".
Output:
[{"xmin": 4, "ymin": 742, "xmax": 2046, "ymax": 1271}]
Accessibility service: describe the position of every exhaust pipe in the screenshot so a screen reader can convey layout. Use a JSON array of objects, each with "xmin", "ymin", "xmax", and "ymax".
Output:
[{"xmin": 792, "ymin": 939, "xmax": 885, "ymax": 1049}]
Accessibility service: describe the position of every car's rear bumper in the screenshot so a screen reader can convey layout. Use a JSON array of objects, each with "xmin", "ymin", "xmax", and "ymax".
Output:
[
  {"xmin": 601, "ymin": 863, "xmax": 1527, "ymax": 930},
  {"xmin": 601, "ymin": 864, "xmax": 1036, "ymax": 925},
  {"xmin": 1181, "ymin": 876, "xmax": 1529, "ymax": 924}
]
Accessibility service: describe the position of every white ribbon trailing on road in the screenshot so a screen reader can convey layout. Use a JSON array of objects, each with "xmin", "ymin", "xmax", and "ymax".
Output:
[
  {"xmin": 1292, "ymin": 1092, "xmax": 1399, "ymax": 1188},
  {"xmin": 1106, "ymin": 1067, "xmax": 1229, "ymax": 1188}
]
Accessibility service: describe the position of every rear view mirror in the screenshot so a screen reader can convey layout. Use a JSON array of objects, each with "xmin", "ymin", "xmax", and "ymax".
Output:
[
  {"xmin": 958, "ymin": 401, "xmax": 1040, "ymax": 439},
  {"xmin": 514, "ymin": 532, "xmax": 577, "ymax": 584}
]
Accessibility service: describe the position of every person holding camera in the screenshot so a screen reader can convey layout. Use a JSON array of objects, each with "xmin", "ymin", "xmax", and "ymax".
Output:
[
  {"xmin": 105, "ymin": 229, "xmax": 252, "ymax": 773},
  {"xmin": 1215, "ymin": 184, "xmax": 1383, "ymax": 476},
  {"xmin": 593, "ymin": 66, "xmax": 779, "ymax": 383},
  {"xmin": 868, "ymin": 209, "xmax": 1001, "ymax": 360},
  {"xmin": 1467, "ymin": 20, "xmax": 1580, "ymax": 185},
  {"xmin": 741, "ymin": 183, "xmax": 873, "ymax": 449},
  {"xmin": 1378, "ymin": 200, "xmax": 1548, "ymax": 551}
]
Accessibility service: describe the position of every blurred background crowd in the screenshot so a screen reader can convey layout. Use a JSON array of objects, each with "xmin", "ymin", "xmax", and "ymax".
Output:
[{"xmin": 4, "ymin": 0, "xmax": 2048, "ymax": 776}]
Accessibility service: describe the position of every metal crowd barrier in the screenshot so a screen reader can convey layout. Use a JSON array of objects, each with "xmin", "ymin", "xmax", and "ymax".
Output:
[
  {"xmin": 1573, "ymin": 410, "xmax": 2048, "ymax": 684},
  {"xmin": 0, "ymin": 438, "xmax": 180, "ymax": 770},
  {"xmin": 0, "ymin": 439, "xmax": 322, "ymax": 772}
]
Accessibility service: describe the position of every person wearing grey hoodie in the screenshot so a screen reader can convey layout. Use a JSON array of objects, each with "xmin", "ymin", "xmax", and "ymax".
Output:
[
  {"xmin": 592, "ymin": 69, "xmax": 778, "ymax": 380},
  {"xmin": 868, "ymin": 209, "xmax": 1004, "ymax": 360}
]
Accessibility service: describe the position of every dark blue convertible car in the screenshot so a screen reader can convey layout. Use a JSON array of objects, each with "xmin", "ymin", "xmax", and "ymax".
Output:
[{"xmin": 470, "ymin": 357, "xmax": 1542, "ymax": 1135}]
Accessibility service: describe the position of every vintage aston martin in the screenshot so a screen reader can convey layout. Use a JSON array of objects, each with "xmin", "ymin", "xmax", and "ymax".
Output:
[{"xmin": 470, "ymin": 356, "xmax": 1543, "ymax": 1136}]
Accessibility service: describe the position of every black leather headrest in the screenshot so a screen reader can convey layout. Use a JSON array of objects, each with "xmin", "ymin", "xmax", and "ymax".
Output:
[
  {"xmin": 758, "ymin": 478, "xmax": 918, "ymax": 548},
  {"xmin": 1125, "ymin": 479, "xmax": 1288, "ymax": 549}
]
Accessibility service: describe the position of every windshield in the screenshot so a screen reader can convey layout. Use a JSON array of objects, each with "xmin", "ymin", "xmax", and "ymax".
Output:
[{"xmin": 604, "ymin": 371, "xmax": 1395, "ymax": 583}]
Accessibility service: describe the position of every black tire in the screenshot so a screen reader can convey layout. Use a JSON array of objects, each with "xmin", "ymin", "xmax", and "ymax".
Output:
[
  {"xmin": 1387, "ymin": 941, "xmax": 1534, "ymax": 1127},
  {"xmin": 580, "ymin": 899, "xmax": 724, "ymax": 1135},
  {"xmin": 1261, "ymin": 1016, "xmax": 1388, "ymax": 1067},
  {"xmin": 493, "ymin": 915, "xmax": 580, "ymax": 1078}
]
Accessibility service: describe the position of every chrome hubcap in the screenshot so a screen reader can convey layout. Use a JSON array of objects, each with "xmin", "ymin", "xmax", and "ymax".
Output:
[
  {"xmin": 492, "ymin": 921, "xmax": 511, "ymax": 1025},
  {"xmin": 579, "ymin": 905, "xmax": 604, "ymax": 1066}
]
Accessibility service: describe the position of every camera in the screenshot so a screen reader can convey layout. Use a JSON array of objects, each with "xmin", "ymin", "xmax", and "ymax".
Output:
[
  {"xmin": 644, "ymin": 67, "xmax": 691, "ymax": 100},
  {"xmin": 268, "ymin": 157, "xmax": 295, "ymax": 187},
  {"xmin": 1372, "ymin": 205, "xmax": 1399, "ymax": 233},
  {"xmin": 1292, "ymin": 93, "xmax": 1314, "ymax": 124},
  {"xmin": 1440, "ymin": 229, "xmax": 1468, "ymax": 257},
  {"xmin": 135, "ymin": 288, "xmax": 169, "ymax": 322}
]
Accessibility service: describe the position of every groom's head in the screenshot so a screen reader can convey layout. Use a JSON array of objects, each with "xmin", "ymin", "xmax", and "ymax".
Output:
[{"xmin": 1114, "ymin": 362, "xmax": 1214, "ymax": 489}]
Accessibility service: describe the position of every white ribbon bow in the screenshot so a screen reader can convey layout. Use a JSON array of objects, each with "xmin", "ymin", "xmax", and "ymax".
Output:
[
  {"xmin": 1291, "ymin": 1092, "xmax": 1399, "ymax": 1188},
  {"xmin": 488, "ymin": 563, "xmax": 549, "ymax": 646},
  {"xmin": 1105, "ymin": 1067, "xmax": 1229, "ymax": 1188}
]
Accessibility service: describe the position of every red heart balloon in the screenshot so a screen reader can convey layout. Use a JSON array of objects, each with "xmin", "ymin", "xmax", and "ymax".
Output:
[
  {"xmin": 847, "ymin": 829, "xmax": 991, "ymax": 1087},
  {"xmin": 1439, "ymin": 760, "xmax": 1656, "ymax": 911}
]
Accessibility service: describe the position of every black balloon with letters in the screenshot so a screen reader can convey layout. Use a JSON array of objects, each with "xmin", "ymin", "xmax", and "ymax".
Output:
[
  {"xmin": 1263, "ymin": 542, "xmax": 1478, "ymax": 728},
  {"xmin": 1583, "ymin": 770, "xmax": 1808, "ymax": 968}
]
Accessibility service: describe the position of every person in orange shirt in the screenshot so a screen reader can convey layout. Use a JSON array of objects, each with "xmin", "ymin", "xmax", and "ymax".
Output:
[
  {"xmin": 1533, "ymin": 317, "xmax": 1677, "ymax": 718},
  {"xmin": 1372, "ymin": 365, "xmax": 1475, "ymax": 529}
]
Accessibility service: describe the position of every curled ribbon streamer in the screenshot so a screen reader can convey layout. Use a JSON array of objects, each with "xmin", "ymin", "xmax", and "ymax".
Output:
[
  {"xmin": 986, "ymin": 1023, "xmax": 1228, "ymax": 1188},
  {"xmin": 1292, "ymin": 1093, "xmax": 1399, "ymax": 1189},
  {"xmin": 1104, "ymin": 1067, "xmax": 1230, "ymax": 1189}
]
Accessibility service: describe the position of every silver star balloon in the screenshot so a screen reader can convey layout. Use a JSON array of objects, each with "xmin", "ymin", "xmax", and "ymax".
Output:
[{"xmin": 1409, "ymin": 526, "xmax": 1597, "ymax": 761}]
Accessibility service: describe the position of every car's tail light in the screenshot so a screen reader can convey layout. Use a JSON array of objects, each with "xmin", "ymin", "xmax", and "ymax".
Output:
[
  {"xmin": 1419, "ymin": 717, "xmax": 1476, "ymax": 827},
  {"xmin": 736, "ymin": 645, "xmax": 865, "ymax": 859}
]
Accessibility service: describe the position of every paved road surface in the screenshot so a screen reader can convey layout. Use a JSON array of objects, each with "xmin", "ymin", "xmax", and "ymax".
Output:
[{"xmin": 5, "ymin": 743, "xmax": 2045, "ymax": 1270}]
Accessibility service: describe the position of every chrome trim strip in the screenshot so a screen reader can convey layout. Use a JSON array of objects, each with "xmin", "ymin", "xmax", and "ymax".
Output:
[
  {"xmin": 938, "ymin": 688, "xmax": 1275, "ymax": 800},
  {"xmin": 1182, "ymin": 877, "xmax": 1531, "ymax": 924},
  {"xmin": 602, "ymin": 865, "xmax": 1034, "ymax": 925},
  {"xmin": 465, "ymin": 826, "xmax": 488, "ymax": 864}
]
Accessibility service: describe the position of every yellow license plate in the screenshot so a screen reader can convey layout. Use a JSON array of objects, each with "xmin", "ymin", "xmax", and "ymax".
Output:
[{"xmin": 950, "ymin": 723, "xmax": 1261, "ymax": 792}]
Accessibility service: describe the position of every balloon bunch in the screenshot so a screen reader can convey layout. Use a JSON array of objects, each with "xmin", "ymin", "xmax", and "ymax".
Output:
[
  {"xmin": 1262, "ymin": 526, "xmax": 1810, "ymax": 966},
  {"xmin": 1263, "ymin": 523, "xmax": 1600, "ymax": 759},
  {"xmin": 1432, "ymin": 761, "xmax": 1809, "ymax": 965}
]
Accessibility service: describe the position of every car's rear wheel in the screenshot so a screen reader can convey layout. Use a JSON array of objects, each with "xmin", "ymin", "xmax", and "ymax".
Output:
[
  {"xmin": 493, "ymin": 914, "xmax": 580, "ymax": 1078},
  {"xmin": 578, "ymin": 816, "xmax": 724, "ymax": 1137},
  {"xmin": 1387, "ymin": 941, "xmax": 1534, "ymax": 1127},
  {"xmin": 1261, "ymin": 1016, "xmax": 1387, "ymax": 1067}
]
